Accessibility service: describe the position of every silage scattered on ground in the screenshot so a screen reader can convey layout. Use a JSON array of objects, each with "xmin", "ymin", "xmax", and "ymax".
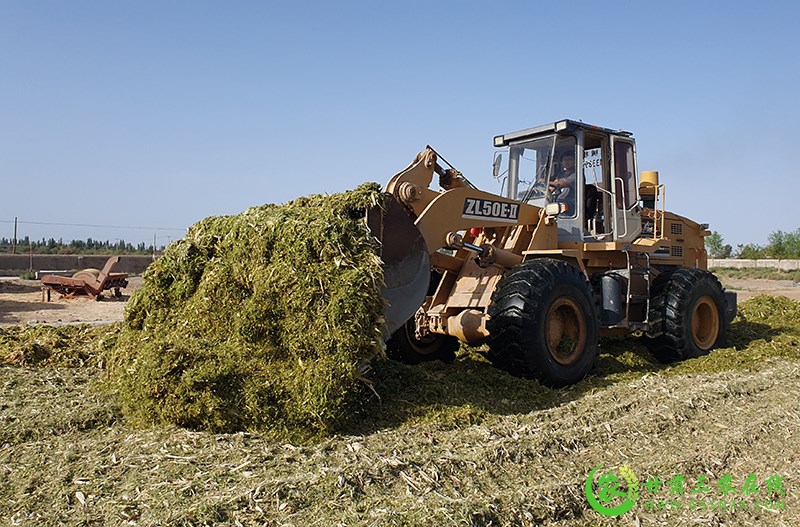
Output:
[
  {"xmin": 2, "ymin": 323, "xmax": 799, "ymax": 526},
  {"xmin": 0, "ymin": 323, "xmax": 120, "ymax": 368},
  {"xmin": 1, "ymin": 296, "xmax": 800, "ymax": 525},
  {"xmin": 103, "ymin": 183, "xmax": 388, "ymax": 436},
  {"xmin": 348, "ymin": 295, "xmax": 800, "ymax": 433}
]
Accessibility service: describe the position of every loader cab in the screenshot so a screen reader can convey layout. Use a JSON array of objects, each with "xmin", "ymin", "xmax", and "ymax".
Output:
[{"xmin": 495, "ymin": 119, "xmax": 642, "ymax": 243}]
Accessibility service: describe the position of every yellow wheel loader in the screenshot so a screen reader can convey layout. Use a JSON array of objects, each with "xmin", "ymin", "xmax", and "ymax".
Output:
[{"xmin": 370, "ymin": 119, "xmax": 736, "ymax": 387}]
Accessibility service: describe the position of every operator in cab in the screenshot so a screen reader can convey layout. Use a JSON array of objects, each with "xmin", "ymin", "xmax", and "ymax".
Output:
[{"xmin": 548, "ymin": 150, "xmax": 576, "ymax": 212}]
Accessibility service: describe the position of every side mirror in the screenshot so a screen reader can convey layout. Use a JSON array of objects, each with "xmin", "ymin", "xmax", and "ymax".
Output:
[{"xmin": 492, "ymin": 153, "xmax": 503, "ymax": 180}]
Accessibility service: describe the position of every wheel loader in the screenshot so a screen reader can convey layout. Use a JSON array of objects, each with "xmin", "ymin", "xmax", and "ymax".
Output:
[{"xmin": 369, "ymin": 119, "xmax": 736, "ymax": 387}]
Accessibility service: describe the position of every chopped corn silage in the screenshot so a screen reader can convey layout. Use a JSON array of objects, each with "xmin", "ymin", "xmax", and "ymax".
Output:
[{"xmin": 105, "ymin": 183, "xmax": 388, "ymax": 435}]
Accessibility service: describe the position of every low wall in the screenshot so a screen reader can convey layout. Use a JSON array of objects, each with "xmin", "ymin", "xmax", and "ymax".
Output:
[
  {"xmin": 708, "ymin": 259, "xmax": 800, "ymax": 271},
  {"xmin": 0, "ymin": 254, "xmax": 157, "ymax": 276}
]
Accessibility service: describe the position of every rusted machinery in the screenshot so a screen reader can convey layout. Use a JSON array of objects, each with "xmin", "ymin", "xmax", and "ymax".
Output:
[{"xmin": 41, "ymin": 256, "xmax": 129, "ymax": 301}]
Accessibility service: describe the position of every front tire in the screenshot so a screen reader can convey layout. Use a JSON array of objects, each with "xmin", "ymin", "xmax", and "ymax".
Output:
[
  {"xmin": 386, "ymin": 319, "xmax": 459, "ymax": 364},
  {"xmin": 644, "ymin": 268, "xmax": 727, "ymax": 363},
  {"xmin": 487, "ymin": 258, "xmax": 599, "ymax": 387}
]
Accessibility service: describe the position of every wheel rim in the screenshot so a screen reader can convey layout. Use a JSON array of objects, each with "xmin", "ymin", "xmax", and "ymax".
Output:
[
  {"xmin": 404, "ymin": 321, "xmax": 440, "ymax": 355},
  {"xmin": 545, "ymin": 297, "xmax": 587, "ymax": 366},
  {"xmin": 691, "ymin": 296, "xmax": 719, "ymax": 350}
]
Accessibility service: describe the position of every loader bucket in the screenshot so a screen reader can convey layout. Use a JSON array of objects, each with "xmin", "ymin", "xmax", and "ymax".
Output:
[{"xmin": 367, "ymin": 195, "xmax": 431, "ymax": 340}]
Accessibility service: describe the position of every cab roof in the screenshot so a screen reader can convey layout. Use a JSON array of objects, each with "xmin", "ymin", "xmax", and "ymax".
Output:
[{"xmin": 493, "ymin": 119, "xmax": 632, "ymax": 147}]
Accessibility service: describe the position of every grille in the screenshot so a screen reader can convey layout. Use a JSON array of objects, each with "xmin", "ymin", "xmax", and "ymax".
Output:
[
  {"xmin": 671, "ymin": 245, "xmax": 684, "ymax": 257},
  {"xmin": 670, "ymin": 223, "xmax": 683, "ymax": 235}
]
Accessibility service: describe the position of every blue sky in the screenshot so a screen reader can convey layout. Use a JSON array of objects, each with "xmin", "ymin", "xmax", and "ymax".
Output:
[{"xmin": 1, "ymin": 1, "xmax": 798, "ymax": 248}]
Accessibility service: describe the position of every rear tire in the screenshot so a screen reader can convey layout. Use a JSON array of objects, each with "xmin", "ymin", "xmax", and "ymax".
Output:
[
  {"xmin": 487, "ymin": 258, "xmax": 599, "ymax": 387},
  {"xmin": 644, "ymin": 268, "xmax": 727, "ymax": 363},
  {"xmin": 386, "ymin": 319, "xmax": 459, "ymax": 364}
]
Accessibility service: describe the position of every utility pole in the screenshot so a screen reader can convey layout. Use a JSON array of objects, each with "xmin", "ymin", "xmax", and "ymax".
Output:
[{"xmin": 13, "ymin": 217, "xmax": 17, "ymax": 254}]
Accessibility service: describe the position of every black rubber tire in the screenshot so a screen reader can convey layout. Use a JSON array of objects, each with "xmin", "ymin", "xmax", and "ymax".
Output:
[
  {"xmin": 386, "ymin": 319, "xmax": 459, "ymax": 364},
  {"xmin": 486, "ymin": 258, "xmax": 599, "ymax": 387},
  {"xmin": 644, "ymin": 268, "xmax": 727, "ymax": 363}
]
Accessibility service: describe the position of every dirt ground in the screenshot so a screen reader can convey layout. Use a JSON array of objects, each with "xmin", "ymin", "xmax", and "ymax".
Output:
[
  {"xmin": 723, "ymin": 277, "xmax": 800, "ymax": 302},
  {"xmin": 0, "ymin": 277, "xmax": 142, "ymax": 327},
  {"xmin": 0, "ymin": 275, "xmax": 797, "ymax": 327}
]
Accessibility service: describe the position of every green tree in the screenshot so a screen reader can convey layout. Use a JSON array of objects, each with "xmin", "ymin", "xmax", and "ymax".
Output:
[
  {"xmin": 767, "ymin": 231, "xmax": 789, "ymax": 258},
  {"xmin": 706, "ymin": 231, "xmax": 732, "ymax": 259},
  {"xmin": 735, "ymin": 243, "xmax": 765, "ymax": 259},
  {"xmin": 765, "ymin": 228, "xmax": 800, "ymax": 258}
]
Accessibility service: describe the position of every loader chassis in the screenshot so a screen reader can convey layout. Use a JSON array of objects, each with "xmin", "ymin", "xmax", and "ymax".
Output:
[{"xmin": 379, "ymin": 120, "xmax": 735, "ymax": 387}]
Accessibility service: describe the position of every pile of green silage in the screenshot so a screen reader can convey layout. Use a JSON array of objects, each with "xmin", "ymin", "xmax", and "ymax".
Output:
[{"xmin": 105, "ymin": 183, "xmax": 388, "ymax": 436}]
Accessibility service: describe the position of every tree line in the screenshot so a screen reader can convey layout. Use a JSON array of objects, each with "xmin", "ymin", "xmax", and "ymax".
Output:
[
  {"xmin": 1, "ymin": 229, "xmax": 798, "ymax": 259},
  {"xmin": 0, "ymin": 237, "xmax": 158, "ymax": 255},
  {"xmin": 706, "ymin": 228, "xmax": 800, "ymax": 259}
]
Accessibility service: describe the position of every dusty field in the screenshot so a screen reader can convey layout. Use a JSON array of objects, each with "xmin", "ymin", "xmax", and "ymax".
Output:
[
  {"xmin": 722, "ymin": 277, "xmax": 800, "ymax": 302},
  {"xmin": 0, "ymin": 277, "xmax": 142, "ymax": 327}
]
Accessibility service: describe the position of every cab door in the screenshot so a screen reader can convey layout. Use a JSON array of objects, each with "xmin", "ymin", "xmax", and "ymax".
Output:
[{"xmin": 610, "ymin": 137, "xmax": 643, "ymax": 242}]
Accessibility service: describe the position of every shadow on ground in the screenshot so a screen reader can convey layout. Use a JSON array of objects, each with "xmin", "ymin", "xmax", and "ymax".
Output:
[
  {"xmin": 0, "ymin": 281, "xmax": 41, "ymax": 294},
  {"xmin": 0, "ymin": 301, "xmax": 67, "ymax": 324},
  {"xmin": 338, "ymin": 318, "xmax": 788, "ymax": 436}
]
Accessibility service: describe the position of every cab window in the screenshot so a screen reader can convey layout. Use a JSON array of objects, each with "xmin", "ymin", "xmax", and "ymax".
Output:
[{"xmin": 614, "ymin": 141, "xmax": 637, "ymax": 209}]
